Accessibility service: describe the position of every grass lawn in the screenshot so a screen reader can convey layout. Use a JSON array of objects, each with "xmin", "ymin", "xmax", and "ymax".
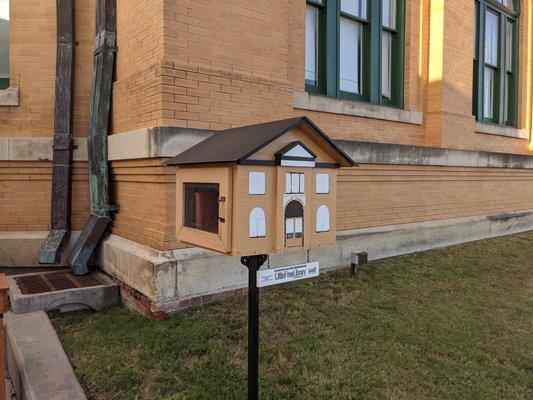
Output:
[{"xmin": 53, "ymin": 233, "xmax": 533, "ymax": 400}]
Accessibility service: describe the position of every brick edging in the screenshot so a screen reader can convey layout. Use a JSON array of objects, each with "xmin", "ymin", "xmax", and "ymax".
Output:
[{"xmin": 108, "ymin": 274, "xmax": 247, "ymax": 320}]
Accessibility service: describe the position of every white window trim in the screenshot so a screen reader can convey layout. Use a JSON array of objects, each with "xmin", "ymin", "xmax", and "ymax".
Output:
[
  {"xmin": 315, "ymin": 173, "xmax": 330, "ymax": 194},
  {"xmin": 248, "ymin": 172, "xmax": 266, "ymax": 195},
  {"xmin": 475, "ymin": 122, "xmax": 529, "ymax": 140},
  {"xmin": 294, "ymin": 91, "xmax": 423, "ymax": 125}
]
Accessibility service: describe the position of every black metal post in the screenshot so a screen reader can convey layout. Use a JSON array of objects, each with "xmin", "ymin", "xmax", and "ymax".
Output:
[{"xmin": 241, "ymin": 254, "xmax": 268, "ymax": 400}]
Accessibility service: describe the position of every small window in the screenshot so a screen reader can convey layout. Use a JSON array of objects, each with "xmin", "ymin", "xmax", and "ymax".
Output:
[
  {"xmin": 0, "ymin": 0, "xmax": 9, "ymax": 90},
  {"xmin": 315, "ymin": 173, "xmax": 329, "ymax": 194},
  {"xmin": 249, "ymin": 207, "xmax": 266, "ymax": 238},
  {"xmin": 316, "ymin": 205, "xmax": 330, "ymax": 232},
  {"xmin": 248, "ymin": 172, "xmax": 266, "ymax": 195},
  {"xmin": 286, "ymin": 173, "xmax": 305, "ymax": 194},
  {"xmin": 184, "ymin": 183, "xmax": 219, "ymax": 234}
]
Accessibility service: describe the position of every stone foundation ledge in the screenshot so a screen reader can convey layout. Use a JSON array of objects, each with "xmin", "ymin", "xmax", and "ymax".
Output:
[
  {"xmin": 97, "ymin": 210, "xmax": 533, "ymax": 316},
  {"xmin": 1, "ymin": 210, "xmax": 532, "ymax": 317},
  {"xmin": 0, "ymin": 231, "xmax": 81, "ymax": 267}
]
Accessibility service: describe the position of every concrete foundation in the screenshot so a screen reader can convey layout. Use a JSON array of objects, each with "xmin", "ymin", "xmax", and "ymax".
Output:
[
  {"xmin": 99, "ymin": 209, "xmax": 533, "ymax": 315},
  {"xmin": 0, "ymin": 231, "xmax": 81, "ymax": 267},
  {"xmin": 1, "ymin": 210, "xmax": 532, "ymax": 316}
]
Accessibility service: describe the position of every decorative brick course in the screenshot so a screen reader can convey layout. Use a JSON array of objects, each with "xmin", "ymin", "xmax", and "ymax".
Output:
[{"xmin": 108, "ymin": 273, "xmax": 247, "ymax": 319}]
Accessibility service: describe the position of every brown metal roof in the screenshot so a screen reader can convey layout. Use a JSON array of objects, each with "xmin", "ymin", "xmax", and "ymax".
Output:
[{"xmin": 165, "ymin": 116, "xmax": 354, "ymax": 167}]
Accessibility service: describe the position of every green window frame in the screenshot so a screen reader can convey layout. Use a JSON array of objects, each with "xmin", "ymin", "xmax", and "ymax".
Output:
[
  {"xmin": 0, "ymin": 0, "xmax": 9, "ymax": 90},
  {"xmin": 305, "ymin": 0, "xmax": 405, "ymax": 109},
  {"xmin": 473, "ymin": 0, "xmax": 519, "ymax": 127}
]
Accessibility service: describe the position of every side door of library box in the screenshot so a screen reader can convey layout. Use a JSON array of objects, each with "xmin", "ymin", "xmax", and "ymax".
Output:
[{"xmin": 175, "ymin": 165, "xmax": 233, "ymax": 254}]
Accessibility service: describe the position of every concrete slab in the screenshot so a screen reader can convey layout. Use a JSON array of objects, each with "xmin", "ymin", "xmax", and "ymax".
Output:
[
  {"xmin": 7, "ymin": 270, "xmax": 118, "ymax": 314},
  {"xmin": 4, "ymin": 311, "xmax": 86, "ymax": 400},
  {"xmin": 0, "ymin": 231, "xmax": 81, "ymax": 267}
]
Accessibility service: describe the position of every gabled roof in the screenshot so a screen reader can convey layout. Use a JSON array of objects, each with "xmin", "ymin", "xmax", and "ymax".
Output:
[{"xmin": 166, "ymin": 116, "xmax": 354, "ymax": 167}]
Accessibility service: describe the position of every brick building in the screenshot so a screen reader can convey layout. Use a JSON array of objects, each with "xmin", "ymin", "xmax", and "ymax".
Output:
[{"xmin": 1, "ymin": 0, "xmax": 532, "ymax": 316}]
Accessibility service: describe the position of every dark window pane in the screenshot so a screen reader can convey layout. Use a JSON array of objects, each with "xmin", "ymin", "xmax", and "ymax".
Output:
[
  {"xmin": 0, "ymin": 0, "xmax": 9, "ymax": 88},
  {"xmin": 184, "ymin": 183, "xmax": 219, "ymax": 234}
]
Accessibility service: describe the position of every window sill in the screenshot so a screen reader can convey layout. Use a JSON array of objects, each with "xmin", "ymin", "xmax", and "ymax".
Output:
[
  {"xmin": 293, "ymin": 91, "xmax": 423, "ymax": 125},
  {"xmin": 0, "ymin": 87, "xmax": 20, "ymax": 107},
  {"xmin": 475, "ymin": 122, "xmax": 529, "ymax": 140}
]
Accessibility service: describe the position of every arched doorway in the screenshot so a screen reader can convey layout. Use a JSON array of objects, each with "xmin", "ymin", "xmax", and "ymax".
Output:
[{"xmin": 285, "ymin": 200, "xmax": 304, "ymax": 248}]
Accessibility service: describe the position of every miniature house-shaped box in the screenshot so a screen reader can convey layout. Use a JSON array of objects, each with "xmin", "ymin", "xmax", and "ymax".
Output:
[{"xmin": 166, "ymin": 117, "xmax": 354, "ymax": 256}]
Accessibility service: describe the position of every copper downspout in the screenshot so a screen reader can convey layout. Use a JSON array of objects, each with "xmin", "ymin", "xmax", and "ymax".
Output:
[{"xmin": 38, "ymin": 0, "xmax": 75, "ymax": 265}]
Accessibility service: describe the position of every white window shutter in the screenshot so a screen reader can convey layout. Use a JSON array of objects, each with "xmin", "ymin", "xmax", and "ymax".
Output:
[
  {"xmin": 248, "ymin": 172, "xmax": 266, "ymax": 195},
  {"xmin": 316, "ymin": 173, "xmax": 329, "ymax": 194},
  {"xmin": 249, "ymin": 208, "xmax": 266, "ymax": 238},
  {"xmin": 316, "ymin": 205, "xmax": 330, "ymax": 232}
]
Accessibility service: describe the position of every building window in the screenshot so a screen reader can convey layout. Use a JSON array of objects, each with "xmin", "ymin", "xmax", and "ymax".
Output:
[
  {"xmin": 286, "ymin": 173, "xmax": 305, "ymax": 194},
  {"xmin": 305, "ymin": 0, "xmax": 405, "ymax": 108},
  {"xmin": 473, "ymin": 0, "xmax": 519, "ymax": 127},
  {"xmin": 0, "ymin": 0, "xmax": 9, "ymax": 90},
  {"xmin": 316, "ymin": 205, "xmax": 330, "ymax": 232},
  {"xmin": 249, "ymin": 207, "xmax": 266, "ymax": 238},
  {"xmin": 248, "ymin": 172, "xmax": 266, "ymax": 195}
]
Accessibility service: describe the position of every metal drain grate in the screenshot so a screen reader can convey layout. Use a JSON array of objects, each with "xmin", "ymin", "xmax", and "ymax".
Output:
[{"xmin": 15, "ymin": 272, "xmax": 104, "ymax": 295}]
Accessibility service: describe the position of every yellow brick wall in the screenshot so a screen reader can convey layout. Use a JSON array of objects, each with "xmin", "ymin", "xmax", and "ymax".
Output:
[
  {"xmin": 1, "ymin": 1, "xmax": 533, "ymax": 249},
  {"xmin": 116, "ymin": 162, "xmax": 533, "ymax": 251},
  {"xmin": 0, "ymin": 0, "xmax": 94, "ymax": 137},
  {"xmin": 156, "ymin": 0, "xmax": 532, "ymax": 154},
  {"xmin": 111, "ymin": 0, "xmax": 166, "ymax": 133},
  {"xmin": 0, "ymin": 0, "xmax": 166, "ymax": 137},
  {"xmin": 109, "ymin": 159, "xmax": 179, "ymax": 251},
  {"xmin": 0, "ymin": 162, "xmax": 89, "ymax": 231},
  {"xmin": 1, "ymin": 0, "xmax": 531, "ymax": 152},
  {"xmin": 2, "ymin": 159, "xmax": 533, "ymax": 252},
  {"xmin": 338, "ymin": 165, "xmax": 533, "ymax": 231}
]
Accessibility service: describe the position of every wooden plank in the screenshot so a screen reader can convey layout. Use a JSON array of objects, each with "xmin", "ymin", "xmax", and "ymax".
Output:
[
  {"xmin": 38, "ymin": 0, "xmax": 75, "ymax": 265},
  {"xmin": 69, "ymin": 0, "xmax": 117, "ymax": 275}
]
